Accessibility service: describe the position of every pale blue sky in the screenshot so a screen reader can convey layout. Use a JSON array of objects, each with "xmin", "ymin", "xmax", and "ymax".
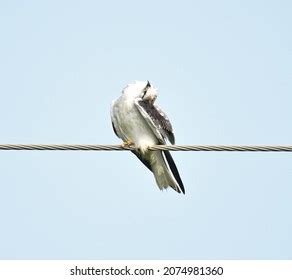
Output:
[{"xmin": 0, "ymin": 0, "xmax": 291, "ymax": 259}]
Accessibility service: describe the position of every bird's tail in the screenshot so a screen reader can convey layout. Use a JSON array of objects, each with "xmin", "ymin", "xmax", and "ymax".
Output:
[{"xmin": 150, "ymin": 151, "xmax": 185, "ymax": 194}]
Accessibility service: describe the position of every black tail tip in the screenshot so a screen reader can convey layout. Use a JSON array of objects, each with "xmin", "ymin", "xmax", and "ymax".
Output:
[{"xmin": 180, "ymin": 186, "xmax": 185, "ymax": 195}]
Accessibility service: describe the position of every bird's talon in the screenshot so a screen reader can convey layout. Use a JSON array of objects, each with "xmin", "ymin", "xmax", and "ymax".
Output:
[{"xmin": 122, "ymin": 140, "xmax": 134, "ymax": 148}]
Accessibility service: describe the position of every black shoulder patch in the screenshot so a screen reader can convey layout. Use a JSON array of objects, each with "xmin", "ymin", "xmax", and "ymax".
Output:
[{"xmin": 138, "ymin": 100, "xmax": 175, "ymax": 144}]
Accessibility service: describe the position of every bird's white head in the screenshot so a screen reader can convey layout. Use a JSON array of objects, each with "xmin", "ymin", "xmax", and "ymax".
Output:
[{"xmin": 122, "ymin": 80, "xmax": 158, "ymax": 104}]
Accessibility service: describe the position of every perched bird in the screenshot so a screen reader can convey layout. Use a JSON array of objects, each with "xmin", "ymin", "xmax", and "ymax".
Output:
[{"xmin": 111, "ymin": 81, "xmax": 185, "ymax": 194}]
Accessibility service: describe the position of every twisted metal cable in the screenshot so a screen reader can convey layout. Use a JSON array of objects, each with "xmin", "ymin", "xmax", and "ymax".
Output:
[{"xmin": 0, "ymin": 144, "xmax": 292, "ymax": 152}]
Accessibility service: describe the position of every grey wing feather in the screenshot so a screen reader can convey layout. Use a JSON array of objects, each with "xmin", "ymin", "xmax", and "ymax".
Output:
[
  {"xmin": 131, "ymin": 150, "xmax": 152, "ymax": 172},
  {"xmin": 111, "ymin": 121, "xmax": 119, "ymax": 137},
  {"xmin": 134, "ymin": 99, "xmax": 175, "ymax": 144},
  {"xmin": 110, "ymin": 100, "xmax": 123, "ymax": 139}
]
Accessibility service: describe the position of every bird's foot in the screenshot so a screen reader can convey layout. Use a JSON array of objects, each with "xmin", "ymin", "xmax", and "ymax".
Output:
[{"xmin": 122, "ymin": 139, "xmax": 134, "ymax": 148}]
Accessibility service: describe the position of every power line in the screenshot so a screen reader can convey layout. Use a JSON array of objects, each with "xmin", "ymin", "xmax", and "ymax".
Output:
[{"xmin": 0, "ymin": 144, "xmax": 292, "ymax": 152}]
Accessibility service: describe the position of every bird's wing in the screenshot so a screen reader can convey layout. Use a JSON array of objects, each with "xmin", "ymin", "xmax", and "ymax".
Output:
[
  {"xmin": 131, "ymin": 150, "xmax": 153, "ymax": 172},
  {"xmin": 110, "ymin": 100, "xmax": 123, "ymax": 139},
  {"xmin": 134, "ymin": 98, "xmax": 184, "ymax": 193},
  {"xmin": 111, "ymin": 121, "xmax": 119, "ymax": 138},
  {"xmin": 134, "ymin": 99, "xmax": 175, "ymax": 144}
]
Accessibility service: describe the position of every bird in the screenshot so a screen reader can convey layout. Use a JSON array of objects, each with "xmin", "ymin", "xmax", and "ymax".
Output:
[{"xmin": 111, "ymin": 81, "xmax": 185, "ymax": 194}]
